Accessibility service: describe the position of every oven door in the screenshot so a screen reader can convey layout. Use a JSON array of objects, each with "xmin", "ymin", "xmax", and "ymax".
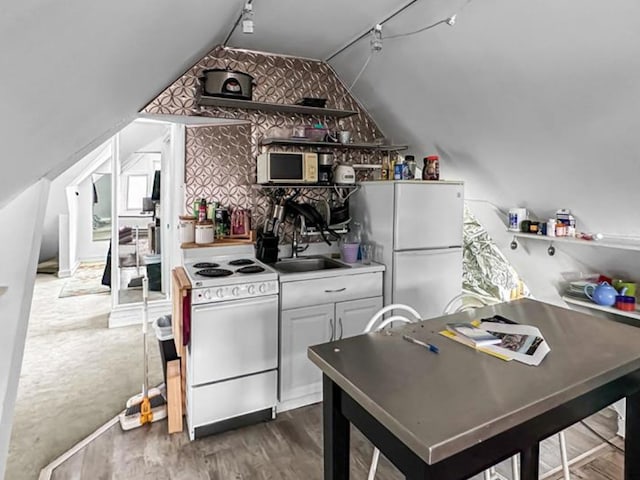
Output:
[{"xmin": 189, "ymin": 295, "xmax": 278, "ymax": 386}]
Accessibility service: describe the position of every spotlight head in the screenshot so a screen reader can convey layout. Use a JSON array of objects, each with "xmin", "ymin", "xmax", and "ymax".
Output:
[{"xmin": 446, "ymin": 15, "xmax": 456, "ymax": 26}]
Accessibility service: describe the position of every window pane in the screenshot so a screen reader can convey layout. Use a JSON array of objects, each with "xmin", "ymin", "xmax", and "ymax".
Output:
[{"xmin": 126, "ymin": 175, "xmax": 148, "ymax": 210}]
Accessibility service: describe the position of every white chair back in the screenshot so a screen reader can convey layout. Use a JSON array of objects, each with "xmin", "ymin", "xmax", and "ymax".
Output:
[{"xmin": 363, "ymin": 303, "xmax": 421, "ymax": 333}]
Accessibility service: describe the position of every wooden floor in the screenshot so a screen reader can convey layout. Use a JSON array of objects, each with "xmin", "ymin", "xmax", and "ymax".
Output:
[{"xmin": 49, "ymin": 404, "xmax": 622, "ymax": 480}]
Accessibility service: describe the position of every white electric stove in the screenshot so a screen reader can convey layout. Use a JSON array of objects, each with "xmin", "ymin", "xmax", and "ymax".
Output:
[
  {"xmin": 183, "ymin": 253, "xmax": 280, "ymax": 440},
  {"xmin": 184, "ymin": 254, "xmax": 279, "ymax": 304}
]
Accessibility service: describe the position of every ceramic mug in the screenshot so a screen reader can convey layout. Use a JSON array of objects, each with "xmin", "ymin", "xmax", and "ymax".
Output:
[{"xmin": 613, "ymin": 280, "xmax": 637, "ymax": 298}]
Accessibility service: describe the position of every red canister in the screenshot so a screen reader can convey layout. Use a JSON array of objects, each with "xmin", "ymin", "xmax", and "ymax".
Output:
[{"xmin": 422, "ymin": 156, "xmax": 439, "ymax": 180}]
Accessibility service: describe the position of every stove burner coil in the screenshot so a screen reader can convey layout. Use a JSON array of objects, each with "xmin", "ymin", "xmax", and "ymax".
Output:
[
  {"xmin": 192, "ymin": 262, "xmax": 220, "ymax": 269},
  {"xmin": 236, "ymin": 265, "xmax": 265, "ymax": 274},
  {"xmin": 228, "ymin": 259, "xmax": 255, "ymax": 266},
  {"xmin": 196, "ymin": 268, "xmax": 234, "ymax": 277}
]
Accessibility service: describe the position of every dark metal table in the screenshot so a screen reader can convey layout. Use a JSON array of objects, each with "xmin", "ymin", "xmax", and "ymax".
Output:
[{"xmin": 308, "ymin": 298, "xmax": 640, "ymax": 479}]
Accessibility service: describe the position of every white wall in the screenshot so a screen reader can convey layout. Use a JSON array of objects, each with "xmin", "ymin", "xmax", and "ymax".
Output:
[
  {"xmin": 75, "ymin": 175, "xmax": 110, "ymax": 262},
  {"xmin": 330, "ymin": 0, "xmax": 640, "ymax": 301},
  {"xmin": 468, "ymin": 200, "xmax": 640, "ymax": 307},
  {"xmin": 40, "ymin": 142, "xmax": 111, "ymax": 263},
  {"xmin": 0, "ymin": 179, "xmax": 50, "ymax": 479}
]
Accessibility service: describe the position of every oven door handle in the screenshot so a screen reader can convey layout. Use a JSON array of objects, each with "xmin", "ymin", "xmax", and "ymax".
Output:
[{"xmin": 192, "ymin": 295, "xmax": 277, "ymax": 313}]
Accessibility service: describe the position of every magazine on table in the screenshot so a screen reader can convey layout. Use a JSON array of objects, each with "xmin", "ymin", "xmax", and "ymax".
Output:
[
  {"xmin": 445, "ymin": 322, "xmax": 502, "ymax": 347},
  {"xmin": 478, "ymin": 315, "xmax": 550, "ymax": 366}
]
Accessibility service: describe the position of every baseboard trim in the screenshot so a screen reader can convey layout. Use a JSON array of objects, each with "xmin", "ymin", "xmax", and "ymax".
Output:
[
  {"xmin": 277, "ymin": 393, "xmax": 322, "ymax": 413},
  {"xmin": 108, "ymin": 299, "xmax": 172, "ymax": 328},
  {"xmin": 57, "ymin": 260, "xmax": 80, "ymax": 278},
  {"xmin": 38, "ymin": 415, "xmax": 119, "ymax": 480}
]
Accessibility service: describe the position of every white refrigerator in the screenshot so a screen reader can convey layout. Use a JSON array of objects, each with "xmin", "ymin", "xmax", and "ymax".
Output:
[{"xmin": 351, "ymin": 181, "xmax": 464, "ymax": 319}]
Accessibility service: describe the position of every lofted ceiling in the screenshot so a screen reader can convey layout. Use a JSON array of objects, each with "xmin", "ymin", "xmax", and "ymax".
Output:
[
  {"xmin": 330, "ymin": 0, "xmax": 640, "ymax": 236},
  {"xmin": 0, "ymin": 0, "xmax": 411, "ymax": 209},
  {"xmin": 0, "ymin": 0, "xmax": 244, "ymax": 208},
  {"xmin": 3, "ymin": 0, "xmax": 640, "ymax": 239}
]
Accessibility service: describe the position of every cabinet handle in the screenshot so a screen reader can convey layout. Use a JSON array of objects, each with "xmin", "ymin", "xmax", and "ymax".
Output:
[
  {"xmin": 338, "ymin": 317, "xmax": 343, "ymax": 340},
  {"xmin": 329, "ymin": 318, "xmax": 335, "ymax": 341},
  {"xmin": 325, "ymin": 288, "xmax": 346, "ymax": 293}
]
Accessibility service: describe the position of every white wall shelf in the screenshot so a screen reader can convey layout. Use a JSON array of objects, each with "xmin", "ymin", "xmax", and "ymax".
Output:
[
  {"xmin": 562, "ymin": 295, "xmax": 640, "ymax": 321},
  {"xmin": 510, "ymin": 232, "xmax": 640, "ymax": 252}
]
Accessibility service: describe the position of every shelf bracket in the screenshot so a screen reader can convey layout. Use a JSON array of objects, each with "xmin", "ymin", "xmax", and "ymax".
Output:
[{"xmin": 0, "ymin": 286, "xmax": 7, "ymax": 296}]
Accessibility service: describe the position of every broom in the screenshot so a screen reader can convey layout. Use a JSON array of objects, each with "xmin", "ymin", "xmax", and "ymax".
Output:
[{"xmin": 119, "ymin": 276, "xmax": 167, "ymax": 430}]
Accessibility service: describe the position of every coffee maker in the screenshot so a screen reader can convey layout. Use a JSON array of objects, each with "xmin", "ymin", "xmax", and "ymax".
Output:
[{"xmin": 318, "ymin": 152, "xmax": 334, "ymax": 185}]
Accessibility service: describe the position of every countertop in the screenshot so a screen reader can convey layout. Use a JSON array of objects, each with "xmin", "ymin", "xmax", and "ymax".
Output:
[
  {"xmin": 308, "ymin": 298, "xmax": 640, "ymax": 464},
  {"xmin": 273, "ymin": 258, "xmax": 385, "ymax": 283}
]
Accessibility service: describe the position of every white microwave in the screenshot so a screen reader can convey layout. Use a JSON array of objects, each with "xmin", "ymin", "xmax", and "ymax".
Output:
[{"xmin": 257, "ymin": 152, "xmax": 318, "ymax": 184}]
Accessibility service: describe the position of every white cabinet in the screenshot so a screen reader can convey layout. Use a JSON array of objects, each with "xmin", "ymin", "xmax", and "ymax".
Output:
[
  {"xmin": 280, "ymin": 304, "xmax": 334, "ymax": 407},
  {"xmin": 278, "ymin": 271, "xmax": 383, "ymax": 412},
  {"xmin": 335, "ymin": 297, "xmax": 383, "ymax": 340}
]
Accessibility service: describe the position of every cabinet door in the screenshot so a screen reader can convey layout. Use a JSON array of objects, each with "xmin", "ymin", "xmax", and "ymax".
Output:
[
  {"xmin": 280, "ymin": 304, "xmax": 334, "ymax": 403},
  {"xmin": 335, "ymin": 296, "xmax": 383, "ymax": 340}
]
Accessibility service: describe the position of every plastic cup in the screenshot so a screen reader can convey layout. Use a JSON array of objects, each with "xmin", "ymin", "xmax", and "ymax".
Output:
[
  {"xmin": 341, "ymin": 243, "xmax": 360, "ymax": 263},
  {"xmin": 361, "ymin": 244, "xmax": 373, "ymax": 265}
]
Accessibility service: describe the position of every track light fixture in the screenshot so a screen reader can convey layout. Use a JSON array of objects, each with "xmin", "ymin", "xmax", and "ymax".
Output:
[
  {"xmin": 242, "ymin": 2, "xmax": 254, "ymax": 34},
  {"xmin": 370, "ymin": 24, "xmax": 383, "ymax": 52}
]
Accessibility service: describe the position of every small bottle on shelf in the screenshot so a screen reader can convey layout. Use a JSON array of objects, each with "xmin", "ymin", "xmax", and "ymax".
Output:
[
  {"xmin": 198, "ymin": 198, "xmax": 207, "ymax": 222},
  {"xmin": 381, "ymin": 154, "xmax": 390, "ymax": 181}
]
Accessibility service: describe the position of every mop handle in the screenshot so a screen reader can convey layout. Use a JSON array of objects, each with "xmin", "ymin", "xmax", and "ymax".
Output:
[{"xmin": 142, "ymin": 275, "xmax": 149, "ymax": 398}]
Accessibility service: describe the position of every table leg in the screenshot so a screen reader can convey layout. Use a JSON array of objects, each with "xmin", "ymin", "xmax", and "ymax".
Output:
[
  {"xmin": 625, "ymin": 390, "xmax": 640, "ymax": 479},
  {"xmin": 323, "ymin": 374, "xmax": 350, "ymax": 480},
  {"xmin": 520, "ymin": 444, "xmax": 539, "ymax": 480}
]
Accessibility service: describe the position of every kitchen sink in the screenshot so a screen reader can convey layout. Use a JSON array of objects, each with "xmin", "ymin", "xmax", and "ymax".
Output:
[{"xmin": 272, "ymin": 256, "xmax": 350, "ymax": 274}]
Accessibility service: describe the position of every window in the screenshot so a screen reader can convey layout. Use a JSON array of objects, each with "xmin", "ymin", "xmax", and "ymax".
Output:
[{"xmin": 126, "ymin": 175, "xmax": 148, "ymax": 211}]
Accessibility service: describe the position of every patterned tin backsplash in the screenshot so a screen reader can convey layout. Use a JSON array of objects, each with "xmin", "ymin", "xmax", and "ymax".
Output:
[{"xmin": 146, "ymin": 46, "xmax": 385, "ymax": 236}]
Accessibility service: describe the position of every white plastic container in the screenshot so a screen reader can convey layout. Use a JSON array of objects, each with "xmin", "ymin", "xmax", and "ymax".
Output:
[
  {"xmin": 547, "ymin": 218, "xmax": 556, "ymax": 237},
  {"xmin": 179, "ymin": 216, "xmax": 196, "ymax": 244},
  {"xmin": 195, "ymin": 220, "xmax": 214, "ymax": 244},
  {"xmin": 508, "ymin": 208, "xmax": 528, "ymax": 231}
]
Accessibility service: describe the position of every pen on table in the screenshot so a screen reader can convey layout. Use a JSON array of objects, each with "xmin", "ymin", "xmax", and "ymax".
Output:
[{"xmin": 402, "ymin": 335, "xmax": 439, "ymax": 354}]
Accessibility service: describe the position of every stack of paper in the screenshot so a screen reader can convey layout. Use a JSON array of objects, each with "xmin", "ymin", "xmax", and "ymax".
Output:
[
  {"xmin": 440, "ymin": 316, "xmax": 550, "ymax": 366},
  {"xmin": 445, "ymin": 322, "xmax": 502, "ymax": 347}
]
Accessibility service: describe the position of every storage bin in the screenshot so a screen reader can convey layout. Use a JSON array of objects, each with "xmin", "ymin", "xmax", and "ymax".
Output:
[
  {"xmin": 155, "ymin": 315, "xmax": 178, "ymax": 385},
  {"xmin": 144, "ymin": 254, "xmax": 162, "ymax": 291}
]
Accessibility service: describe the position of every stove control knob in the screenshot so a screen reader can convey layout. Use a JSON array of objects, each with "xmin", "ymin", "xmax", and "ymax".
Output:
[
  {"xmin": 204, "ymin": 289, "xmax": 212, "ymax": 300},
  {"xmin": 248, "ymin": 285, "xmax": 256, "ymax": 295},
  {"xmin": 232, "ymin": 287, "xmax": 240, "ymax": 296},
  {"xmin": 259, "ymin": 283, "xmax": 267, "ymax": 293},
  {"xmin": 216, "ymin": 288, "xmax": 224, "ymax": 298}
]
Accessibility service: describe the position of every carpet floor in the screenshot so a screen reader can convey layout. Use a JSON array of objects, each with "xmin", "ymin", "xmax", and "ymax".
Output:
[
  {"xmin": 6, "ymin": 273, "xmax": 162, "ymax": 480},
  {"xmin": 58, "ymin": 262, "xmax": 110, "ymax": 298}
]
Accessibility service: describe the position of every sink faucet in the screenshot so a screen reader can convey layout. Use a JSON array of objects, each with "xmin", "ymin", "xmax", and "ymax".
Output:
[{"xmin": 291, "ymin": 215, "xmax": 309, "ymax": 258}]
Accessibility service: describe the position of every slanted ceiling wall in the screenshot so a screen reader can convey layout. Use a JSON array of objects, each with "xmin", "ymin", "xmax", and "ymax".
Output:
[
  {"xmin": 327, "ymin": 0, "xmax": 640, "ymax": 305},
  {"xmin": 331, "ymin": 0, "xmax": 640, "ymax": 237}
]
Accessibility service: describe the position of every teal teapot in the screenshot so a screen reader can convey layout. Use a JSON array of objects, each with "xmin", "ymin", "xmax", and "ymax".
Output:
[{"xmin": 584, "ymin": 282, "xmax": 618, "ymax": 306}]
